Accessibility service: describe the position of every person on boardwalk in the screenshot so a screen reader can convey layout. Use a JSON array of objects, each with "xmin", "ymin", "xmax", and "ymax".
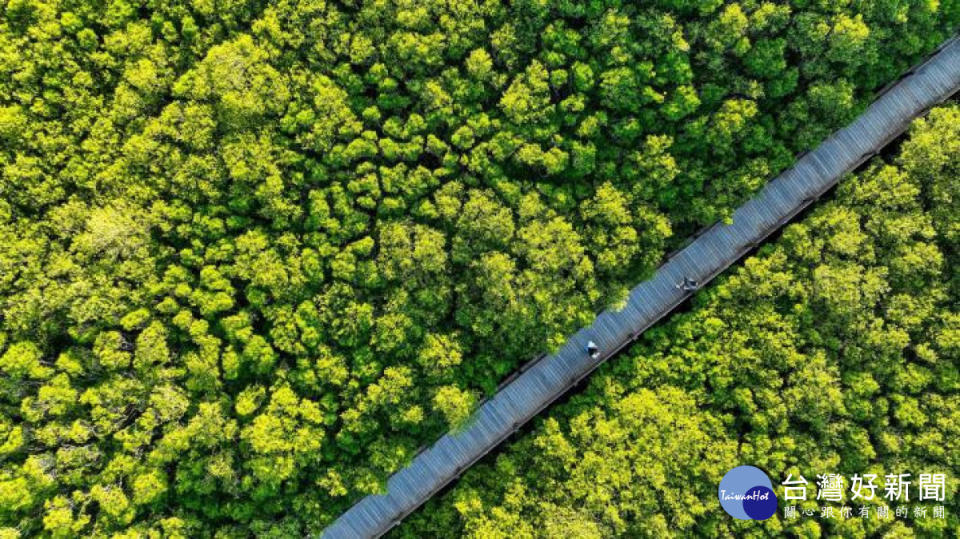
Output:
[
  {"xmin": 586, "ymin": 341, "xmax": 600, "ymax": 360},
  {"xmin": 677, "ymin": 276, "xmax": 700, "ymax": 292}
]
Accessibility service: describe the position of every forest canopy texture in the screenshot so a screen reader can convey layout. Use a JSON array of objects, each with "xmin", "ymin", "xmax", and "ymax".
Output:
[
  {"xmin": 0, "ymin": 0, "xmax": 957, "ymax": 536},
  {"xmin": 398, "ymin": 105, "xmax": 960, "ymax": 538}
]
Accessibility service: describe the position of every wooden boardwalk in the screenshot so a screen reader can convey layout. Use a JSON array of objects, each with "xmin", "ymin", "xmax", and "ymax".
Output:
[{"xmin": 322, "ymin": 36, "xmax": 960, "ymax": 539}]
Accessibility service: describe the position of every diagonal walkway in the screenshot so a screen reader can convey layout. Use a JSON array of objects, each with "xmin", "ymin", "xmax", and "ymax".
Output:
[{"xmin": 322, "ymin": 36, "xmax": 960, "ymax": 539}]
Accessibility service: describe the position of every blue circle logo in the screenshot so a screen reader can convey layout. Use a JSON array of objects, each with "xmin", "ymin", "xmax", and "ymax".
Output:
[{"xmin": 718, "ymin": 465, "xmax": 778, "ymax": 520}]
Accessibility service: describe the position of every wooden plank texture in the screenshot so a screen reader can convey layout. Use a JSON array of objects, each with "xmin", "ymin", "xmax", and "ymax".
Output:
[{"xmin": 322, "ymin": 36, "xmax": 960, "ymax": 539}]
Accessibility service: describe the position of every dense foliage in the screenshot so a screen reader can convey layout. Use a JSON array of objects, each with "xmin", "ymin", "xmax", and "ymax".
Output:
[
  {"xmin": 397, "ymin": 105, "xmax": 960, "ymax": 538},
  {"xmin": 0, "ymin": 0, "xmax": 956, "ymax": 534}
]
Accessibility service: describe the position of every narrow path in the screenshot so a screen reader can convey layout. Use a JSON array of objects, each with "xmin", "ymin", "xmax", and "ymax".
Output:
[{"xmin": 322, "ymin": 36, "xmax": 960, "ymax": 539}]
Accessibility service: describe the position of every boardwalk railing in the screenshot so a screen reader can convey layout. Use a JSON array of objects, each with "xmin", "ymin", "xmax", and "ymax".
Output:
[{"xmin": 322, "ymin": 36, "xmax": 960, "ymax": 539}]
